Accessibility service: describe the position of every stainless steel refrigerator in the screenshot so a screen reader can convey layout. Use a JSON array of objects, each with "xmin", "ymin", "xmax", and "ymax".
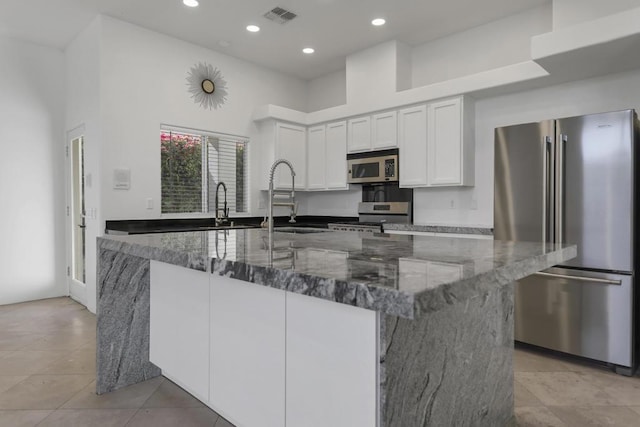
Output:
[{"xmin": 494, "ymin": 109, "xmax": 639, "ymax": 375}]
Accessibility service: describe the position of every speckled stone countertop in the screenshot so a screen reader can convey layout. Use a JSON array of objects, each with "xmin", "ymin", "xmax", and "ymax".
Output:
[
  {"xmin": 98, "ymin": 228, "xmax": 575, "ymax": 319},
  {"xmin": 383, "ymin": 223, "xmax": 493, "ymax": 235}
]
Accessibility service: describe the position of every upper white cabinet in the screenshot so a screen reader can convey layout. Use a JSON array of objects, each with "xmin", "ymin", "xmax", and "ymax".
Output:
[
  {"xmin": 325, "ymin": 121, "xmax": 348, "ymax": 190},
  {"xmin": 274, "ymin": 122, "xmax": 306, "ymax": 190},
  {"xmin": 427, "ymin": 96, "xmax": 474, "ymax": 186},
  {"xmin": 398, "ymin": 104, "xmax": 428, "ymax": 187},
  {"xmin": 399, "ymin": 96, "xmax": 474, "ymax": 188},
  {"xmin": 347, "ymin": 116, "xmax": 372, "ymax": 153},
  {"xmin": 305, "ymin": 121, "xmax": 348, "ymax": 191},
  {"xmin": 306, "ymin": 125, "xmax": 326, "ymax": 190},
  {"xmin": 372, "ymin": 111, "xmax": 398, "ymax": 150}
]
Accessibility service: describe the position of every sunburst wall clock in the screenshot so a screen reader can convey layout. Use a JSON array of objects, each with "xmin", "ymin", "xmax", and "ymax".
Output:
[{"xmin": 186, "ymin": 62, "xmax": 228, "ymax": 110}]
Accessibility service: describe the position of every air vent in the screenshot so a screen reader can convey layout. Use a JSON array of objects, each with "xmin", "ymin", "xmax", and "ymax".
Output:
[{"xmin": 263, "ymin": 6, "xmax": 297, "ymax": 24}]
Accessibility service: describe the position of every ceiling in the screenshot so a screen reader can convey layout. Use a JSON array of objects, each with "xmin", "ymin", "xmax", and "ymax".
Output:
[{"xmin": 0, "ymin": 0, "xmax": 549, "ymax": 80}]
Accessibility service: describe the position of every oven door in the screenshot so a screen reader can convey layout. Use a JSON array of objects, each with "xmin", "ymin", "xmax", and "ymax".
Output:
[{"xmin": 348, "ymin": 155, "xmax": 397, "ymax": 183}]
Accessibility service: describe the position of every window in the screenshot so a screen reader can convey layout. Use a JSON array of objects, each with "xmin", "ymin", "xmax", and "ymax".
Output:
[{"xmin": 161, "ymin": 127, "xmax": 248, "ymax": 214}]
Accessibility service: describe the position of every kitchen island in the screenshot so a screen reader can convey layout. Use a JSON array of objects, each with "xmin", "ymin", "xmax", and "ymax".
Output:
[{"xmin": 96, "ymin": 229, "xmax": 576, "ymax": 427}]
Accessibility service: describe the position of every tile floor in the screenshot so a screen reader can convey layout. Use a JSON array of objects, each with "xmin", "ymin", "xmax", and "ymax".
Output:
[{"xmin": 1, "ymin": 297, "xmax": 639, "ymax": 426}]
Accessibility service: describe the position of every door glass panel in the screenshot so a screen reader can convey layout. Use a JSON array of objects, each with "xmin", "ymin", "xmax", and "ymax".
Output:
[{"xmin": 72, "ymin": 137, "xmax": 86, "ymax": 283}]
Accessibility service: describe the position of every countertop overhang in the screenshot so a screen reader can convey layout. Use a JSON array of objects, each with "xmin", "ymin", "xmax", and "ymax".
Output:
[{"xmin": 98, "ymin": 229, "xmax": 576, "ymax": 319}]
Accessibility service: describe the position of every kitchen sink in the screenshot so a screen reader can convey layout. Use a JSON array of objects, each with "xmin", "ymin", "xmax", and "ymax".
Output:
[{"xmin": 274, "ymin": 227, "xmax": 330, "ymax": 234}]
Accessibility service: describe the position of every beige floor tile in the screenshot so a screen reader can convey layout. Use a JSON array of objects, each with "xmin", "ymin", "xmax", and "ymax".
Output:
[
  {"xmin": 20, "ymin": 332, "xmax": 93, "ymax": 351},
  {"xmin": 569, "ymin": 366, "xmax": 640, "ymax": 406},
  {"xmin": 62, "ymin": 377, "xmax": 164, "ymax": 409},
  {"xmin": 514, "ymin": 348, "xmax": 575, "ymax": 372},
  {"xmin": 0, "ymin": 350, "xmax": 68, "ymax": 375},
  {"xmin": 0, "ymin": 374, "xmax": 94, "ymax": 409},
  {"xmin": 0, "ymin": 410, "xmax": 52, "ymax": 426},
  {"xmin": 515, "ymin": 407, "xmax": 568, "ymax": 426},
  {"xmin": 515, "ymin": 379, "xmax": 543, "ymax": 407},
  {"xmin": 515, "ymin": 372, "xmax": 617, "ymax": 406},
  {"xmin": 37, "ymin": 408, "xmax": 137, "ymax": 427},
  {"xmin": 215, "ymin": 416, "xmax": 235, "ymax": 427},
  {"xmin": 549, "ymin": 405, "xmax": 640, "ymax": 426},
  {"xmin": 0, "ymin": 332, "xmax": 45, "ymax": 351},
  {"xmin": 126, "ymin": 407, "xmax": 219, "ymax": 427},
  {"xmin": 37, "ymin": 349, "xmax": 96, "ymax": 375},
  {"xmin": 629, "ymin": 407, "xmax": 640, "ymax": 416},
  {"xmin": 0, "ymin": 376, "xmax": 29, "ymax": 393},
  {"xmin": 143, "ymin": 378, "xmax": 205, "ymax": 408}
]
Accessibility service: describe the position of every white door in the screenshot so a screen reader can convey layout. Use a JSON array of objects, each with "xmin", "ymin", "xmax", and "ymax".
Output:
[{"xmin": 66, "ymin": 127, "xmax": 87, "ymax": 306}]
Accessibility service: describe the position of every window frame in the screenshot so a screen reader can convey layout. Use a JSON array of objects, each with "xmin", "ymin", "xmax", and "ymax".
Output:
[{"xmin": 160, "ymin": 124, "xmax": 251, "ymax": 218}]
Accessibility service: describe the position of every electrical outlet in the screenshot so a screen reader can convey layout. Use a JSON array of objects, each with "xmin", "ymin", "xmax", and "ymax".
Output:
[
  {"xmin": 146, "ymin": 198, "xmax": 154, "ymax": 210},
  {"xmin": 450, "ymin": 199, "xmax": 455, "ymax": 209}
]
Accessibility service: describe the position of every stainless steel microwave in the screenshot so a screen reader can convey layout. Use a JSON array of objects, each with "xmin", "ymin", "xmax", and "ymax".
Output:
[{"xmin": 347, "ymin": 149, "xmax": 398, "ymax": 184}]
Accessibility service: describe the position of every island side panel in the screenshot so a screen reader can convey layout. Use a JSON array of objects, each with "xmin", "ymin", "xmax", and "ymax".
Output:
[
  {"xmin": 382, "ymin": 285, "xmax": 514, "ymax": 427},
  {"xmin": 96, "ymin": 248, "xmax": 161, "ymax": 394}
]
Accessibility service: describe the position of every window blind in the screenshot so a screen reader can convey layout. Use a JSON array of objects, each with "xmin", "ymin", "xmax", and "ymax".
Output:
[{"xmin": 161, "ymin": 127, "xmax": 248, "ymax": 214}]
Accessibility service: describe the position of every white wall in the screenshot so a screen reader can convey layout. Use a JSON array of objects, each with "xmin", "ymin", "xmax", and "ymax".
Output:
[
  {"xmin": 553, "ymin": 0, "xmax": 640, "ymax": 28},
  {"xmin": 99, "ymin": 16, "xmax": 308, "ymax": 222},
  {"xmin": 307, "ymin": 69, "xmax": 346, "ymax": 112},
  {"xmin": 412, "ymin": 4, "xmax": 551, "ymax": 88},
  {"xmin": 413, "ymin": 68, "xmax": 640, "ymax": 227},
  {"xmin": 65, "ymin": 17, "xmax": 102, "ymax": 313},
  {"xmin": 0, "ymin": 37, "xmax": 66, "ymax": 305}
]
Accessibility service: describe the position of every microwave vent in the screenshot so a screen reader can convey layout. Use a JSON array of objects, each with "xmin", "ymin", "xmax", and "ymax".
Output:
[{"xmin": 263, "ymin": 6, "xmax": 297, "ymax": 24}]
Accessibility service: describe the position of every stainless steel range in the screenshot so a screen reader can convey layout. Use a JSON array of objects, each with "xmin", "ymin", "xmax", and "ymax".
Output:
[{"xmin": 329, "ymin": 183, "xmax": 412, "ymax": 234}]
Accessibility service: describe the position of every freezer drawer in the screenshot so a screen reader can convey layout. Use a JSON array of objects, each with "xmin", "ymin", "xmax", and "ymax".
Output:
[{"xmin": 515, "ymin": 267, "xmax": 633, "ymax": 367}]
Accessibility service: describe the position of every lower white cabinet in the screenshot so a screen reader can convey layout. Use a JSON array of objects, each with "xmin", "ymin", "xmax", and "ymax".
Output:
[
  {"xmin": 149, "ymin": 261, "xmax": 210, "ymax": 402},
  {"xmin": 149, "ymin": 262, "xmax": 379, "ymax": 427},
  {"xmin": 210, "ymin": 276, "xmax": 286, "ymax": 427},
  {"xmin": 286, "ymin": 292, "xmax": 378, "ymax": 427}
]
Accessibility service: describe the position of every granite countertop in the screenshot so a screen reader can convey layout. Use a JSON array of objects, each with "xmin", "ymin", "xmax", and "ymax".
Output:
[
  {"xmin": 383, "ymin": 223, "xmax": 493, "ymax": 235},
  {"xmin": 98, "ymin": 228, "xmax": 575, "ymax": 320}
]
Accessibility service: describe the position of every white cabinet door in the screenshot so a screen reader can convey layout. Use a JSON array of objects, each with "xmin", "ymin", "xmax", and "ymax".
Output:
[
  {"xmin": 372, "ymin": 111, "xmax": 397, "ymax": 149},
  {"xmin": 149, "ymin": 261, "xmax": 210, "ymax": 402},
  {"xmin": 347, "ymin": 116, "xmax": 371, "ymax": 153},
  {"xmin": 210, "ymin": 276, "xmax": 286, "ymax": 427},
  {"xmin": 398, "ymin": 105, "xmax": 428, "ymax": 187},
  {"xmin": 307, "ymin": 125, "xmax": 326, "ymax": 190},
  {"xmin": 275, "ymin": 122, "xmax": 306, "ymax": 190},
  {"xmin": 286, "ymin": 293, "xmax": 378, "ymax": 427},
  {"xmin": 428, "ymin": 97, "xmax": 463, "ymax": 185},
  {"xmin": 325, "ymin": 120, "xmax": 348, "ymax": 189}
]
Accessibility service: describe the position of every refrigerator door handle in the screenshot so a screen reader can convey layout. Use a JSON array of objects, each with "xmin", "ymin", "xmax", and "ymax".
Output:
[
  {"xmin": 543, "ymin": 136, "xmax": 553, "ymax": 244},
  {"xmin": 533, "ymin": 271, "xmax": 621, "ymax": 285},
  {"xmin": 556, "ymin": 134, "xmax": 567, "ymax": 245}
]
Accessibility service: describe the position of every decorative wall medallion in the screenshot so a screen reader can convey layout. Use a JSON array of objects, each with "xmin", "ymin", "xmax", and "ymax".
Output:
[{"xmin": 186, "ymin": 62, "xmax": 228, "ymax": 110}]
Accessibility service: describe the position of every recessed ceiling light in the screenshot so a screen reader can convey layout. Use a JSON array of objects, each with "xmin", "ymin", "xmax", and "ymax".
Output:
[
  {"xmin": 246, "ymin": 25, "xmax": 260, "ymax": 33},
  {"xmin": 183, "ymin": 0, "xmax": 199, "ymax": 7},
  {"xmin": 371, "ymin": 18, "xmax": 386, "ymax": 26},
  {"xmin": 302, "ymin": 47, "xmax": 315, "ymax": 54}
]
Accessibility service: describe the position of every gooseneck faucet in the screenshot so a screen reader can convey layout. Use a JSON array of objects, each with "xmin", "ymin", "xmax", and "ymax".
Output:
[
  {"xmin": 214, "ymin": 181, "xmax": 229, "ymax": 226},
  {"xmin": 267, "ymin": 159, "xmax": 297, "ymax": 234}
]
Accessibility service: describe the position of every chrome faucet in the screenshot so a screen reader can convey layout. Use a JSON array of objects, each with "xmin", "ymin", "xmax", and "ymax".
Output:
[
  {"xmin": 267, "ymin": 159, "xmax": 297, "ymax": 235},
  {"xmin": 214, "ymin": 181, "xmax": 229, "ymax": 226}
]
